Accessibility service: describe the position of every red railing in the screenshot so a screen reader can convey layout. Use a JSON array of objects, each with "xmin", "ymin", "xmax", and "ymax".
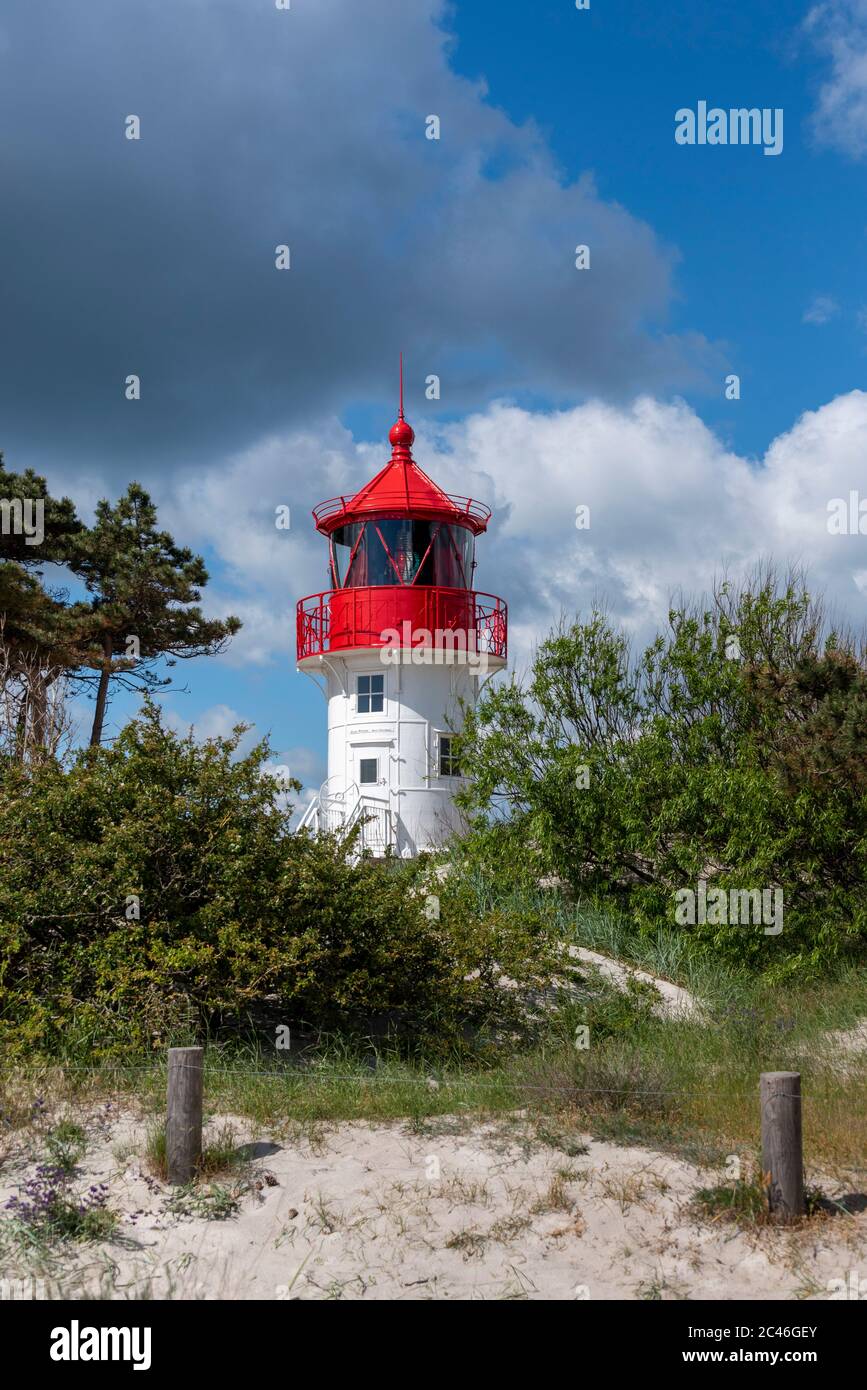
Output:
[
  {"xmin": 312, "ymin": 493, "xmax": 491, "ymax": 530},
  {"xmin": 297, "ymin": 586, "xmax": 507, "ymax": 663}
]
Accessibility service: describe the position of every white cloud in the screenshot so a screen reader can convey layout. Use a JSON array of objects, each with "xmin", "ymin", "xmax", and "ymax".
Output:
[
  {"xmin": 488, "ymin": 392, "xmax": 867, "ymax": 666},
  {"xmin": 805, "ymin": 0, "xmax": 867, "ymax": 158},
  {"xmin": 151, "ymin": 428, "xmax": 357, "ymax": 670},
  {"xmin": 154, "ymin": 389, "xmax": 867, "ymax": 680},
  {"xmin": 803, "ymin": 294, "xmax": 839, "ymax": 323},
  {"xmin": 162, "ymin": 702, "xmax": 257, "ymax": 752},
  {"xmin": 281, "ymin": 745, "xmax": 326, "ymax": 788}
]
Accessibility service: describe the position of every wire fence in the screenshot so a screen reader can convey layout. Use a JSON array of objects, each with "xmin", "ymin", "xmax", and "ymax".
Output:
[
  {"xmin": 4, "ymin": 1055, "xmax": 866, "ymax": 1187},
  {"xmin": 3, "ymin": 1058, "xmax": 819, "ymax": 1101}
]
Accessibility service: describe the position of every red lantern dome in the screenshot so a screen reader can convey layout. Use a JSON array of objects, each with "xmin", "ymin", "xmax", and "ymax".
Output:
[{"xmin": 297, "ymin": 362, "xmax": 506, "ymax": 666}]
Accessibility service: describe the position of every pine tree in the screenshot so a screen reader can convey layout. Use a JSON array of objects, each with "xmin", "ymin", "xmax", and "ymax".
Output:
[
  {"xmin": 0, "ymin": 456, "xmax": 84, "ymax": 758},
  {"xmin": 71, "ymin": 483, "xmax": 241, "ymax": 745}
]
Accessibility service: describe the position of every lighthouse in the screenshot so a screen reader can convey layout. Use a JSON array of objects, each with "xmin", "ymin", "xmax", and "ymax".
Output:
[{"xmin": 296, "ymin": 368, "xmax": 507, "ymax": 856}]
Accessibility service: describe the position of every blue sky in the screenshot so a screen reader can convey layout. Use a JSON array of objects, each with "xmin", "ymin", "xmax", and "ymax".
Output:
[
  {"xmin": 447, "ymin": 0, "xmax": 867, "ymax": 457},
  {"xmin": 2, "ymin": 0, "xmax": 867, "ymax": 803}
]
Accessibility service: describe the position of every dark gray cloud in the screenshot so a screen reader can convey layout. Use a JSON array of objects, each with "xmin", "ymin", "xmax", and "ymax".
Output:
[{"xmin": 0, "ymin": 0, "xmax": 719, "ymax": 484}]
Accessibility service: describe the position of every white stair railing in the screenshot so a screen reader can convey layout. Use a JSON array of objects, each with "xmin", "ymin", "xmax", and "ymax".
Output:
[
  {"xmin": 297, "ymin": 781, "xmax": 394, "ymax": 855},
  {"xmin": 297, "ymin": 797, "xmax": 321, "ymax": 832},
  {"xmin": 343, "ymin": 793, "xmax": 392, "ymax": 855}
]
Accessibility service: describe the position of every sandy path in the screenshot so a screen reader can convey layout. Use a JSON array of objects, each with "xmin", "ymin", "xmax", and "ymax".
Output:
[
  {"xmin": 566, "ymin": 946, "xmax": 701, "ymax": 1019},
  {"xmin": 2, "ymin": 1112, "xmax": 863, "ymax": 1301}
]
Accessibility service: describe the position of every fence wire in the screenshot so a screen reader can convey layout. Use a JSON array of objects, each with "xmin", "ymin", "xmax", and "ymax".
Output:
[{"xmin": 2, "ymin": 1059, "xmax": 812, "ymax": 1102}]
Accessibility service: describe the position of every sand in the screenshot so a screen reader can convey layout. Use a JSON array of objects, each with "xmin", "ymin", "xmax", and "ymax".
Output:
[
  {"xmin": 566, "ymin": 946, "xmax": 700, "ymax": 1020},
  {"xmin": 2, "ymin": 1108, "xmax": 865, "ymax": 1301}
]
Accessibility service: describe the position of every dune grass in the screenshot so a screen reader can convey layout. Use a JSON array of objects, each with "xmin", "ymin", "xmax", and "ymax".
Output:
[
  {"xmin": 2, "ymin": 988, "xmax": 864, "ymax": 1180},
  {"xmin": 1, "ymin": 900, "xmax": 864, "ymax": 1178}
]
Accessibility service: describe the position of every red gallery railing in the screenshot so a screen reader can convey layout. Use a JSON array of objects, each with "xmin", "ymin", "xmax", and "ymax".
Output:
[
  {"xmin": 312, "ymin": 493, "xmax": 491, "ymax": 531},
  {"xmin": 297, "ymin": 586, "xmax": 508, "ymax": 662}
]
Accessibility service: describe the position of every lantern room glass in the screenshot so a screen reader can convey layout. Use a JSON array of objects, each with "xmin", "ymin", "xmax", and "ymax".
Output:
[{"xmin": 330, "ymin": 520, "xmax": 474, "ymax": 590}]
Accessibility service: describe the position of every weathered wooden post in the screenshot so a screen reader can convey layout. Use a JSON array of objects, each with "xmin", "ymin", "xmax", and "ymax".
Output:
[
  {"xmin": 760, "ymin": 1071, "xmax": 804, "ymax": 1220},
  {"xmin": 166, "ymin": 1046, "xmax": 203, "ymax": 1184}
]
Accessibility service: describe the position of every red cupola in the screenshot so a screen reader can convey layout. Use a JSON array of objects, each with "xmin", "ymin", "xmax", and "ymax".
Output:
[{"xmin": 297, "ymin": 361, "xmax": 507, "ymax": 666}]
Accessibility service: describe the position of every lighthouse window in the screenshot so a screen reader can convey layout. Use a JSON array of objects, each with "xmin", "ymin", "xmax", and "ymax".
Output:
[
  {"xmin": 332, "ymin": 523, "xmax": 366, "ymax": 587},
  {"xmin": 357, "ymin": 673, "xmax": 384, "ymax": 713},
  {"xmin": 433, "ymin": 525, "xmax": 474, "ymax": 589},
  {"xmin": 372, "ymin": 520, "xmax": 433, "ymax": 584},
  {"xmin": 439, "ymin": 735, "xmax": 460, "ymax": 778},
  {"xmin": 359, "ymin": 757, "xmax": 378, "ymax": 785},
  {"xmin": 332, "ymin": 520, "xmax": 475, "ymax": 589}
]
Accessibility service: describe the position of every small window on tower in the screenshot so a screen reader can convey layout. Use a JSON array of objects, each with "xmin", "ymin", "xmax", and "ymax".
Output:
[
  {"xmin": 439, "ymin": 735, "xmax": 460, "ymax": 778},
  {"xmin": 359, "ymin": 757, "xmax": 378, "ymax": 785},
  {"xmin": 357, "ymin": 673, "xmax": 384, "ymax": 713}
]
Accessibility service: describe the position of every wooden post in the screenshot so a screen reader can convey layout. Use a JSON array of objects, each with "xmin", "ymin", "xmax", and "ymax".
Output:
[
  {"xmin": 760, "ymin": 1071, "xmax": 804, "ymax": 1221},
  {"xmin": 166, "ymin": 1046, "xmax": 203, "ymax": 1185}
]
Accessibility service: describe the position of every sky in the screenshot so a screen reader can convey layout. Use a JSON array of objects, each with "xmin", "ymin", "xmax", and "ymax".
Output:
[{"xmin": 2, "ymin": 0, "xmax": 867, "ymax": 805}]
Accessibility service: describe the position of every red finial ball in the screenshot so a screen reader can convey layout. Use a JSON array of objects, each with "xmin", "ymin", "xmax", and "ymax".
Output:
[{"xmin": 389, "ymin": 418, "xmax": 414, "ymax": 447}]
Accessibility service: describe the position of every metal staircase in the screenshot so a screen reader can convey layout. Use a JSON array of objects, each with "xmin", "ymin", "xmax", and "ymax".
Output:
[{"xmin": 298, "ymin": 781, "xmax": 394, "ymax": 856}]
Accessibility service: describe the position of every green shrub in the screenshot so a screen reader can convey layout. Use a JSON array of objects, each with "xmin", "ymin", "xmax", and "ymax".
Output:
[
  {"xmin": 0, "ymin": 701, "xmax": 560, "ymax": 1060},
  {"xmin": 456, "ymin": 567, "xmax": 867, "ymax": 979}
]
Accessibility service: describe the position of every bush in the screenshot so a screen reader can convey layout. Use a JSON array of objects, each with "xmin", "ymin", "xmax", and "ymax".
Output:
[
  {"xmin": 0, "ymin": 701, "xmax": 559, "ymax": 1060},
  {"xmin": 456, "ymin": 567, "xmax": 867, "ymax": 979}
]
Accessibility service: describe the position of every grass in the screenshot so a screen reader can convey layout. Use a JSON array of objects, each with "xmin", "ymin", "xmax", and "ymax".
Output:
[
  {"xmin": 141, "ymin": 1119, "xmax": 270, "ymax": 1221},
  {"xmin": 145, "ymin": 1120, "xmax": 242, "ymax": 1182},
  {"xmin": 637, "ymin": 1273, "xmax": 688, "ymax": 1300},
  {"xmin": 445, "ymin": 1229, "xmax": 487, "ymax": 1259},
  {"xmin": 44, "ymin": 1120, "xmax": 87, "ymax": 1175},
  {"xmin": 533, "ymin": 1122, "xmax": 589, "ymax": 1157},
  {"xmin": 2, "ymin": 1166, "xmax": 117, "ymax": 1254},
  {"xmin": 1, "ymin": 910, "xmax": 865, "ymax": 1180},
  {"xmin": 693, "ymin": 1176, "xmax": 770, "ymax": 1225},
  {"xmin": 530, "ymin": 1174, "xmax": 574, "ymax": 1215},
  {"xmin": 569, "ymin": 899, "xmax": 749, "ymax": 1007},
  {"xmin": 0, "ymin": 1113, "xmax": 118, "ymax": 1259},
  {"xmin": 2, "ymin": 1010, "xmax": 865, "ymax": 1178},
  {"xmin": 164, "ymin": 1182, "xmax": 244, "ymax": 1222},
  {"xmin": 691, "ymin": 1174, "xmax": 828, "ymax": 1228},
  {"xmin": 0, "ymin": 882, "xmax": 862, "ymax": 1299}
]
